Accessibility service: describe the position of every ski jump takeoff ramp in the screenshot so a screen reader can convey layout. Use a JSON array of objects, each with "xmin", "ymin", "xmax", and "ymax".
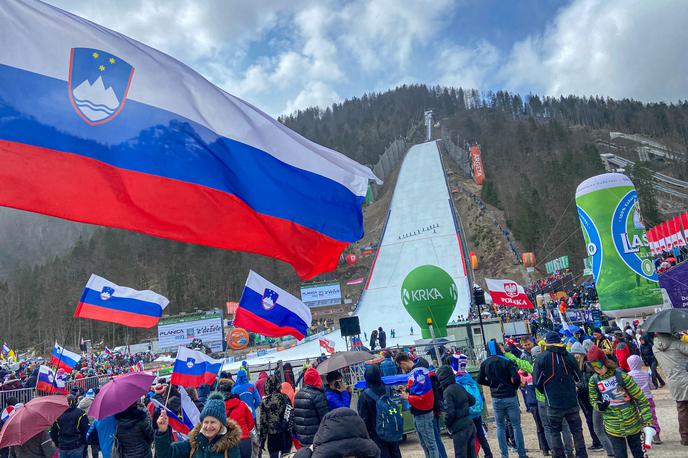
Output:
[{"xmin": 233, "ymin": 141, "xmax": 471, "ymax": 367}]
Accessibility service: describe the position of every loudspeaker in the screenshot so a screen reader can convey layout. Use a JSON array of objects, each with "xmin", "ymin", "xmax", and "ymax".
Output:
[{"xmin": 339, "ymin": 316, "xmax": 361, "ymax": 337}]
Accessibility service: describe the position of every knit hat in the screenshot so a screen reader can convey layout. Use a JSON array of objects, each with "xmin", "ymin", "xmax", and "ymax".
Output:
[
  {"xmin": 592, "ymin": 327, "xmax": 602, "ymax": 334},
  {"xmin": 84, "ymin": 389, "xmax": 95, "ymax": 398},
  {"xmin": 200, "ymin": 392, "xmax": 227, "ymax": 424},
  {"xmin": 545, "ymin": 331, "xmax": 562, "ymax": 344},
  {"xmin": 586, "ymin": 346, "xmax": 607, "ymax": 363},
  {"xmin": 582, "ymin": 339, "xmax": 594, "ymax": 352},
  {"xmin": 570, "ymin": 342, "xmax": 586, "ymax": 355}
]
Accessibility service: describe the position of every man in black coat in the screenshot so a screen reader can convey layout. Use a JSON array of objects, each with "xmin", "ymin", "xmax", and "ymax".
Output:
[
  {"xmin": 114, "ymin": 401, "xmax": 154, "ymax": 458},
  {"xmin": 533, "ymin": 332, "xmax": 587, "ymax": 458},
  {"xmin": 293, "ymin": 368, "xmax": 329, "ymax": 446},
  {"xmin": 377, "ymin": 327, "xmax": 387, "ymax": 349},
  {"xmin": 357, "ymin": 365, "xmax": 401, "ymax": 458},
  {"xmin": 293, "ymin": 408, "xmax": 380, "ymax": 458},
  {"xmin": 437, "ymin": 365, "xmax": 476, "ymax": 458},
  {"xmin": 50, "ymin": 395, "xmax": 90, "ymax": 457}
]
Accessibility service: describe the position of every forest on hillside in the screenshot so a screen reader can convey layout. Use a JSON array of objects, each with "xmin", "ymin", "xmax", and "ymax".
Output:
[{"xmin": 3, "ymin": 84, "xmax": 688, "ymax": 349}]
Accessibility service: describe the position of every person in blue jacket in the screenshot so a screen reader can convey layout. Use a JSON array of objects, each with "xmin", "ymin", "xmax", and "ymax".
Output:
[
  {"xmin": 324, "ymin": 371, "xmax": 352, "ymax": 409},
  {"xmin": 452, "ymin": 353, "xmax": 493, "ymax": 458},
  {"xmin": 230, "ymin": 369, "xmax": 261, "ymax": 417},
  {"xmin": 380, "ymin": 351, "xmax": 398, "ymax": 376}
]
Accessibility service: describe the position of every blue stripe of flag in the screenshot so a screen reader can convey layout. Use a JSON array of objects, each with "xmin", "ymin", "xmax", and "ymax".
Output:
[
  {"xmin": 240, "ymin": 286, "xmax": 309, "ymax": 336},
  {"xmin": 80, "ymin": 288, "xmax": 163, "ymax": 317}
]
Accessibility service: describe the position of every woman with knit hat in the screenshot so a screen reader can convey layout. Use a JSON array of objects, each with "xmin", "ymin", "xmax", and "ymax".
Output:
[
  {"xmin": 155, "ymin": 392, "xmax": 242, "ymax": 458},
  {"xmin": 570, "ymin": 342, "xmax": 607, "ymax": 453},
  {"xmin": 586, "ymin": 346, "xmax": 653, "ymax": 458}
]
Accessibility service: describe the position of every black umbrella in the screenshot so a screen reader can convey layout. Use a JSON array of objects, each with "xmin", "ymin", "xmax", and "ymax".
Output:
[{"xmin": 642, "ymin": 308, "xmax": 688, "ymax": 334}]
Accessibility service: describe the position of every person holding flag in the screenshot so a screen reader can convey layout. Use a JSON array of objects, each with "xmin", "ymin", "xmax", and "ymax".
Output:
[{"xmin": 50, "ymin": 342, "xmax": 82, "ymax": 372}]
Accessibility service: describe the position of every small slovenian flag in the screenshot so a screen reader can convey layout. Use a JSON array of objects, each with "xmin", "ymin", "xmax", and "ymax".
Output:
[
  {"xmin": 1, "ymin": 343, "xmax": 9, "ymax": 355},
  {"xmin": 103, "ymin": 346, "xmax": 113, "ymax": 357},
  {"xmin": 36, "ymin": 365, "xmax": 68, "ymax": 394},
  {"xmin": 233, "ymin": 271, "xmax": 312, "ymax": 340},
  {"xmin": 0, "ymin": 405, "xmax": 15, "ymax": 423},
  {"xmin": 75, "ymin": 274, "xmax": 169, "ymax": 328},
  {"xmin": 149, "ymin": 398, "xmax": 195, "ymax": 435},
  {"xmin": 50, "ymin": 342, "xmax": 82, "ymax": 371},
  {"xmin": 170, "ymin": 347, "xmax": 223, "ymax": 388}
]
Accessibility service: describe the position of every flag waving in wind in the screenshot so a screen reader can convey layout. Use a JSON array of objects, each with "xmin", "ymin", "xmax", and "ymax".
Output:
[
  {"xmin": 0, "ymin": 1, "xmax": 379, "ymax": 280},
  {"xmin": 234, "ymin": 271, "xmax": 312, "ymax": 340},
  {"xmin": 75, "ymin": 274, "xmax": 169, "ymax": 328},
  {"xmin": 50, "ymin": 342, "xmax": 82, "ymax": 371},
  {"xmin": 171, "ymin": 347, "xmax": 223, "ymax": 388}
]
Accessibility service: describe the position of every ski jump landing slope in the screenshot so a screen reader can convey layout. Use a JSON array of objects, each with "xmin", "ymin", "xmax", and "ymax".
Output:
[{"xmin": 234, "ymin": 141, "xmax": 471, "ymax": 367}]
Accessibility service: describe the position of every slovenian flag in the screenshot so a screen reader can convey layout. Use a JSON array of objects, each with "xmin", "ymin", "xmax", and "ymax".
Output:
[
  {"xmin": 234, "ymin": 271, "xmax": 312, "ymax": 340},
  {"xmin": 103, "ymin": 346, "xmax": 113, "ymax": 357},
  {"xmin": 170, "ymin": 347, "xmax": 223, "ymax": 388},
  {"xmin": 50, "ymin": 342, "xmax": 82, "ymax": 371},
  {"xmin": 36, "ymin": 365, "xmax": 68, "ymax": 394},
  {"xmin": 75, "ymin": 274, "xmax": 169, "ymax": 328},
  {"xmin": 0, "ymin": 1, "xmax": 379, "ymax": 280},
  {"xmin": 150, "ymin": 388, "xmax": 199, "ymax": 436}
]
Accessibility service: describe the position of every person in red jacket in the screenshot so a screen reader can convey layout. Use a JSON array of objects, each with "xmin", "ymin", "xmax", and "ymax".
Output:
[
  {"xmin": 615, "ymin": 341, "xmax": 632, "ymax": 372},
  {"xmin": 225, "ymin": 393, "xmax": 256, "ymax": 458},
  {"xmin": 255, "ymin": 371, "xmax": 268, "ymax": 399}
]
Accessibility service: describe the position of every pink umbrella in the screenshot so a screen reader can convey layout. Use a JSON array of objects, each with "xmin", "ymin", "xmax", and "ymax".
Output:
[
  {"xmin": 89, "ymin": 372, "xmax": 155, "ymax": 419},
  {"xmin": 0, "ymin": 395, "xmax": 69, "ymax": 448}
]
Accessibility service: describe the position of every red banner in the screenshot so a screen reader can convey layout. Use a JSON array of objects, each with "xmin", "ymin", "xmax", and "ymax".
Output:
[
  {"xmin": 469, "ymin": 145, "xmax": 485, "ymax": 185},
  {"xmin": 485, "ymin": 278, "xmax": 534, "ymax": 309}
]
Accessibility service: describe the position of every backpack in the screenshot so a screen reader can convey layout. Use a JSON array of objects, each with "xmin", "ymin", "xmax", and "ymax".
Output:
[
  {"xmin": 365, "ymin": 388, "xmax": 403, "ymax": 443},
  {"xmin": 456, "ymin": 377, "xmax": 483, "ymax": 418}
]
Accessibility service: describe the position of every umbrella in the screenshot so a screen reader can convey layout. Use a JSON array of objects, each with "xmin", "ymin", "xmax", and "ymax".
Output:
[
  {"xmin": 0, "ymin": 395, "xmax": 69, "ymax": 448},
  {"xmin": 89, "ymin": 372, "xmax": 155, "ymax": 419},
  {"xmin": 316, "ymin": 351, "xmax": 373, "ymax": 375},
  {"xmin": 642, "ymin": 308, "xmax": 688, "ymax": 334}
]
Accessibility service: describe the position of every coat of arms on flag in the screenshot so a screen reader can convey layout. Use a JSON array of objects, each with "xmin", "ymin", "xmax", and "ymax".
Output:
[{"xmin": 262, "ymin": 289, "xmax": 278, "ymax": 311}]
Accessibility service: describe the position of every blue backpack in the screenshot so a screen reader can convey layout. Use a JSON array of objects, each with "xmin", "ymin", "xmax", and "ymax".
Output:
[
  {"xmin": 365, "ymin": 388, "xmax": 404, "ymax": 442},
  {"xmin": 456, "ymin": 375, "xmax": 483, "ymax": 419}
]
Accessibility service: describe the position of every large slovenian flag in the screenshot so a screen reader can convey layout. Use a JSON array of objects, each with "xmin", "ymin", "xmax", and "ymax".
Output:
[
  {"xmin": 0, "ymin": 1, "xmax": 378, "ymax": 280},
  {"xmin": 50, "ymin": 342, "xmax": 82, "ymax": 371},
  {"xmin": 234, "ymin": 271, "xmax": 312, "ymax": 340},
  {"xmin": 170, "ymin": 347, "xmax": 223, "ymax": 388},
  {"xmin": 75, "ymin": 274, "xmax": 169, "ymax": 328}
]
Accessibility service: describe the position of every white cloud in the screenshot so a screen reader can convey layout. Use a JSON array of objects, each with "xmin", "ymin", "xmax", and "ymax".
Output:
[
  {"xmin": 285, "ymin": 82, "xmax": 341, "ymax": 113},
  {"xmin": 436, "ymin": 41, "xmax": 501, "ymax": 90},
  {"xmin": 502, "ymin": 0, "xmax": 688, "ymax": 102}
]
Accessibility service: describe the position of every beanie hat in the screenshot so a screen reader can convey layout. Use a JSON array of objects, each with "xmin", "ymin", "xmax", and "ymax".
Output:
[
  {"xmin": 200, "ymin": 392, "xmax": 227, "ymax": 424},
  {"xmin": 582, "ymin": 339, "xmax": 594, "ymax": 353},
  {"xmin": 570, "ymin": 342, "xmax": 586, "ymax": 355},
  {"xmin": 304, "ymin": 368, "xmax": 323, "ymax": 389},
  {"xmin": 545, "ymin": 331, "xmax": 562, "ymax": 344},
  {"xmin": 586, "ymin": 346, "xmax": 607, "ymax": 363}
]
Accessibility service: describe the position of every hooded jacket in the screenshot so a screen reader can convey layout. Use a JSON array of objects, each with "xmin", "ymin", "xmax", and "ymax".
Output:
[
  {"xmin": 293, "ymin": 408, "xmax": 381, "ymax": 458},
  {"xmin": 255, "ymin": 371, "xmax": 268, "ymax": 398},
  {"xmin": 478, "ymin": 340, "xmax": 519, "ymax": 399},
  {"xmin": 230, "ymin": 370, "xmax": 261, "ymax": 416},
  {"xmin": 533, "ymin": 344, "xmax": 581, "ymax": 410},
  {"xmin": 653, "ymin": 333, "xmax": 688, "ymax": 401},
  {"xmin": 614, "ymin": 342, "xmax": 631, "ymax": 372},
  {"xmin": 293, "ymin": 368, "xmax": 329, "ymax": 445},
  {"xmin": 154, "ymin": 418, "xmax": 241, "ymax": 458},
  {"xmin": 114, "ymin": 404, "xmax": 154, "ymax": 458},
  {"xmin": 258, "ymin": 375, "xmax": 292, "ymax": 444},
  {"xmin": 356, "ymin": 365, "xmax": 390, "ymax": 442},
  {"xmin": 49, "ymin": 405, "xmax": 89, "ymax": 451},
  {"xmin": 627, "ymin": 355, "xmax": 652, "ymax": 399},
  {"xmin": 436, "ymin": 366, "xmax": 475, "ymax": 434},
  {"xmin": 224, "ymin": 397, "xmax": 255, "ymax": 440}
]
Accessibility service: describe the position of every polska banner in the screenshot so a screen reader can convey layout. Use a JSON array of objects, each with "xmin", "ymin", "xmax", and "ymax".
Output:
[
  {"xmin": 485, "ymin": 278, "xmax": 534, "ymax": 309},
  {"xmin": 319, "ymin": 338, "xmax": 335, "ymax": 354}
]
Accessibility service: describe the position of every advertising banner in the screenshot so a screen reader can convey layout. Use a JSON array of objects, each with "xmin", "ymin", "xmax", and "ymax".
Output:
[
  {"xmin": 158, "ymin": 310, "xmax": 224, "ymax": 352},
  {"xmin": 485, "ymin": 278, "xmax": 534, "ymax": 309},
  {"xmin": 300, "ymin": 281, "xmax": 341, "ymax": 308},
  {"xmin": 469, "ymin": 145, "xmax": 485, "ymax": 185},
  {"xmin": 658, "ymin": 262, "xmax": 688, "ymax": 308},
  {"xmin": 583, "ymin": 256, "xmax": 593, "ymax": 276},
  {"xmin": 545, "ymin": 255, "xmax": 569, "ymax": 274},
  {"xmin": 575, "ymin": 173, "xmax": 662, "ymax": 317}
]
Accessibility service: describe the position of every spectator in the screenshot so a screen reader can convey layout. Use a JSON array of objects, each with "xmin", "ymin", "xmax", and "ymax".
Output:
[
  {"xmin": 50, "ymin": 395, "xmax": 90, "ymax": 458},
  {"xmin": 258, "ymin": 375, "xmax": 293, "ymax": 458},
  {"xmin": 652, "ymin": 332, "xmax": 688, "ymax": 446},
  {"xmin": 378, "ymin": 327, "xmax": 387, "ymax": 349},
  {"xmin": 324, "ymin": 371, "xmax": 352, "ymax": 410},
  {"xmin": 639, "ymin": 334, "xmax": 664, "ymax": 388},
  {"xmin": 380, "ymin": 351, "xmax": 397, "ymax": 377},
  {"xmin": 225, "ymin": 393, "xmax": 257, "ymax": 458},
  {"xmin": 436, "ymin": 365, "xmax": 476, "ymax": 458},
  {"xmin": 113, "ymin": 401, "xmax": 154, "ymax": 458},
  {"xmin": 518, "ymin": 337, "xmax": 535, "ymax": 363},
  {"xmin": 614, "ymin": 340, "xmax": 631, "ymax": 372},
  {"xmin": 155, "ymin": 392, "xmax": 241, "ymax": 458},
  {"xmin": 587, "ymin": 346, "xmax": 653, "ymax": 458},
  {"xmin": 293, "ymin": 368, "xmax": 329, "ymax": 447},
  {"xmin": 627, "ymin": 355, "xmax": 661, "ymax": 444},
  {"xmin": 370, "ymin": 330, "xmax": 378, "ymax": 352},
  {"xmin": 281, "ymin": 382, "xmax": 295, "ymax": 406},
  {"xmin": 570, "ymin": 342, "xmax": 605, "ymax": 452},
  {"xmin": 255, "ymin": 371, "xmax": 268, "ymax": 398},
  {"xmin": 592, "ymin": 329, "xmax": 613, "ymax": 356},
  {"xmin": 10, "ymin": 428, "xmax": 56, "ymax": 458},
  {"xmin": 396, "ymin": 353, "xmax": 440, "ymax": 458},
  {"xmin": 452, "ymin": 354, "xmax": 492, "ymax": 458},
  {"xmin": 292, "ymin": 408, "xmax": 380, "ymax": 458},
  {"xmin": 231, "ymin": 370, "xmax": 261, "ymax": 418},
  {"xmin": 357, "ymin": 365, "xmax": 402, "ymax": 458},
  {"xmin": 478, "ymin": 340, "xmax": 527, "ymax": 458}
]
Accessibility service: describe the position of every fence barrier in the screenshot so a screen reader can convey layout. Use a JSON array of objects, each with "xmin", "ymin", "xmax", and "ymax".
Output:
[{"xmin": 0, "ymin": 375, "xmax": 111, "ymax": 407}]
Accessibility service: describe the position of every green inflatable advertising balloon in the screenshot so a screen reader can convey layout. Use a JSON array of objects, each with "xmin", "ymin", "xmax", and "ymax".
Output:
[
  {"xmin": 575, "ymin": 173, "xmax": 662, "ymax": 317},
  {"xmin": 401, "ymin": 265, "xmax": 458, "ymax": 338}
]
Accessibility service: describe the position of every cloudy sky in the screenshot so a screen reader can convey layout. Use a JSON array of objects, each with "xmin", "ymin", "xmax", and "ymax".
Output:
[{"xmin": 47, "ymin": 0, "xmax": 688, "ymax": 117}]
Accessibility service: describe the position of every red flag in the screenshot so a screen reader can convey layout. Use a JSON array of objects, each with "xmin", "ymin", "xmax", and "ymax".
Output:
[
  {"xmin": 673, "ymin": 216, "xmax": 686, "ymax": 246},
  {"xmin": 485, "ymin": 278, "xmax": 534, "ymax": 309},
  {"xmin": 647, "ymin": 227, "xmax": 656, "ymax": 255}
]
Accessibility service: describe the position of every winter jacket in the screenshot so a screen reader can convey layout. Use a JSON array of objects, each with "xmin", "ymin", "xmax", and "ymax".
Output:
[
  {"xmin": 293, "ymin": 368, "xmax": 329, "ymax": 446},
  {"xmin": 379, "ymin": 358, "xmax": 397, "ymax": 377},
  {"xmin": 24, "ymin": 369, "xmax": 38, "ymax": 389},
  {"xmin": 455, "ymin": 372, "xmax": 484, "ymax": 419},
  {"xmin": 154, "ymin": 419, "xmax": 241, "ymax": 458},
  {"xmin": 478, "ymin": 342, "xmax": 519, "ymax": 399},
  {"xmin": 49, "ymin": 405, "xmax": 89, "ymax": 450},
  {"xmin": 224, "ymin": 397, "xmax": 255, "ymax": 440},
  {"xmin": 639, "ymin": 341, "xmax": 656, "ymax": 366},
  {"xmin": 594, "ymin": 336, "xmax": 614, "ymax": 356},
  {"xmin": 378, "ymin": 330, "xmax": 387, "ymax": 349},
  {"xmin": 324, "ymin": 388, "xmax": 351, "ymax": 410},
  {"xmin": 9, "ymin": 430, "xmax": 55, "ymax": 458},
  {"xmin": 627, "ymin": 355, "xmax": 653, "ymax": 399},
  {"xmin": 281, "ymin": 382, "xmax": 295, "ymax": 406},
  {"xmin": 114, "ymin": 404, "xmax": 154, "ymax": 458},
  {"xmin": 589, "ymin": 368, "xmax": 652, "ymax": 437},
  {"xmin": 405, "ymin": 367, "xmax": 435, "ymax": 415},
  {"xmin": 653, "ymin": 333, "xmax": 688, "ymax": 401},
  {"xmin": 255, "ymin": 371, "xmax": 268, "ymax": 398},
  {"xmin": 615, "ymin": 342, "xmax": 631, "ymax": 371},
  {"xmin": 258, "ymin": 375, "xmax": 292, "ymax": 445},
  {"xmin": 533, "ymin": 344, "xmax": 582, "ymax": 410},
  {"xmin": 357, "ymin": 365, "xmax": 391, "ymax": 443},
  {"xmin": 437, "ymin": 366, "xmax": 475, "ymax": 434},
  {"xmin": 293, "ymin": 408, "xmax": 380, "ymax": 458},
  {"xmin": 504, "ymin": 352, "xmax": 545, "ymax": 403},
  {"xmin": 230, "ymin": 370, "xmax": 261, "ymax": 416}
]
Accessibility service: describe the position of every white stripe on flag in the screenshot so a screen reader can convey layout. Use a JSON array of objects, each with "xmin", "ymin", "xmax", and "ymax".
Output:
[{"xmin": 245, "ymin": 270, "xmax": 312, "ymax": 325}]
